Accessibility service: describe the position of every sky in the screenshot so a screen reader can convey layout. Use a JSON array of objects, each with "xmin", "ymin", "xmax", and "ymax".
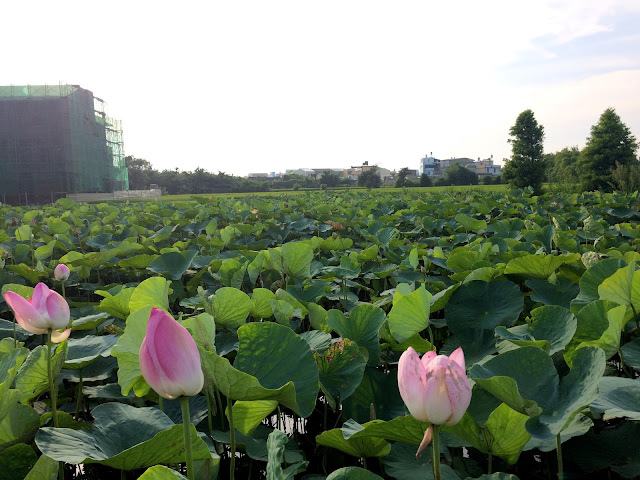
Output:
[{"xmin": 2, "ymin": 1, "xmax": 640, "ymax": 177}]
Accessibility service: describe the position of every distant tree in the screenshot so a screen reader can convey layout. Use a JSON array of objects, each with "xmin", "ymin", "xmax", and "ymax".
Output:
[
  {"xmin": 320, "ymin": 170, "xmax": 341, "ymax": 187},
  {"xmin": 419, "ymin": 173, "xmax": 433, "ymax": 187},
  {"xmin": 610, "ymin": 162, "xmax": 640, "ymax": 194},
  {"xmin": 480, "ymin": 175, "xmax": 494, "ymax": 185},
  {"xmin": 125, "ymin": 156, "xmax": 153, "ymax": 190},
  {"xmin": 578, "ymin": 108, "xmax": 639, "ymax": 191},
  {"xmin": 358, "ymin": 167, "xmax": 382, "ymax": 188},
  {"xmin": 395, "ymin": 167, "xmax": 411, "ymax": 187},
  {"xmin": 434, "ymin": 176, "xmax": 449, "ymax": 187},
  {"xmin": 502, "ymin": 109, "xmax": 545, "ymax": 193},
  {"xmin": 445, "ymin": 163, "xmax": 478, "ymax": 185},
  {"xmin": 547, "ymin": 147, "xmax": 581, "ymax": 186}
]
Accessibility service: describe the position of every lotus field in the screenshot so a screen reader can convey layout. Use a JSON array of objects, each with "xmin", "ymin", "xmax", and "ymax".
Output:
[{"xmin": 2, "ymin": 188, "xmax": 640, "ymax": 480}]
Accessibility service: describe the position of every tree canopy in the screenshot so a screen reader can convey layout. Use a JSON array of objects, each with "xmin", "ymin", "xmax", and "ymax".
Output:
[
  {"xmin": 502, "ymin": 109, "xmax": 546, "ymax": 193},
  {"xmin": 357, "ymin": 167, "xmax": 382, "ymax": 188},
  {"xmin": 578, "ymin": 108, "xmax": 639, "ymax": 192},
  {"xmin": 547, "ymin": 147, "xmax": 581, "ymax": 186},
  {"xmin": 444, "ymin": 163, "xmax": 478, "ymax": 186}
]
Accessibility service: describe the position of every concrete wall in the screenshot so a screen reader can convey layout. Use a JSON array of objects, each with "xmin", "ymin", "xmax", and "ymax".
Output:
[{"xmin": 67, "ymin": 189, "xmax": 161, "ymax": 202}]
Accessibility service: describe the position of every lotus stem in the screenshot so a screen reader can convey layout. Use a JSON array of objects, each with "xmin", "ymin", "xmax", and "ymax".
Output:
[
  {"xmin": 206, "ymin": 391, "xmax": 214, "ymax": 434},
  {"xmin": 75, "ymin": 369, "xmax": 83, "ymax": 420},
  {"xmin": 432, "ymin": 425, "xmax": 442, "ymax": 480},
  {"xmin": 227, "ymin": 395, "xmax": 236, "ymax": 480},
  {"xmin": 556, "ymin": 433, "xmax": 563, "ymax": 480},
  {"xmin": 180, "ymin": 396, "xmax": 195, "ymax": 480},
  {"xmin": 488, "ymin": 451, "xmax": 493, "ymax": 475},
  {"xmin": 47, "ymin": 330, "xmax": 63, "ymax": 480}
]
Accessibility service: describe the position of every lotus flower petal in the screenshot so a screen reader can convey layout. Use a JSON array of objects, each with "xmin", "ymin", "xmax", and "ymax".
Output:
[
  {"xmin": 139, "ymin": 308, "xmax": 204, "ymax": 399},
  {"xmin": 54, "ymin": 264, "xmax": 70, "ymax": 282},
  {"xmin": 51, "ymin": 328, "xmax": 71, "ymax": 343},
  {"xmin": 398, "ymin": 347, "xmax": 472, "ymax": 427},
  {"xmin": 45, "ymin": 290, "xmax": 71, "ymax": 330},
  {"xmin": 4, "ymin": 290, "xmax": 49, "ymax": 334},
  {"xmin": 398, "ymin": 347, "xmax": 428, "ymax": 421}
]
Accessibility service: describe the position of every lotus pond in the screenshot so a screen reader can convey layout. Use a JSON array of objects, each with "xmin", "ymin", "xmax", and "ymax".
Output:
[{"xmin": 1, "ymin": 188, "xmax": 640, "ymax": 480}]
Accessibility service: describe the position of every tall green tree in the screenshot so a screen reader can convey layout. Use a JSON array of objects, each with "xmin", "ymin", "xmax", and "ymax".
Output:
[
  {"xmin": 395, "ymin": 167, "xmax": 411, "ymax": 187},
  {"xmin": 548, "ymin": 147, "xmax": 581, "ymax": 186},
  {"xmin": 445, "ymin": 163, "xmax": 478, "ymax": 185},
  {"xmin": 502, "ymin": 109, "xmax": 545, "ymax": 193},
  {"xmin": 319, "ymin": 170, "xmax": 342, "ymax": 187},
  {"xmin": 578, "ymin": 108, "xmax": 639, "ymax": 191},
  {"xmin": 357, "ymin": 167, "xmax": 382, "ymax": 188}
]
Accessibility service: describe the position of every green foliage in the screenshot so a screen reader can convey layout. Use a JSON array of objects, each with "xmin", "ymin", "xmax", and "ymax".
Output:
[
  {"xmin": 419, "ymin": 173, "xmax": 433, "ymax": 187},
  {"xmin": 578, "ymin": 108, "xmax": 639, "ymax": 191},
  {"xmin": 3, "ymin": 188, "xmax": 640, "ymax": 478},
  {"xmin": 547, "ymin": 146, "xmax": 580, "ymax": 186},
  {"xmin": 357, "ymin": 167, "xmax": 382, "ymax": 188},
  {"xmin": 610, "ymin": 161, "xmax": 640, "ymax": 194},
  {"xmin": 502, "ymin": 109, "xmax": 546, "ymax": 193},
  {"xmin": 395, "ymin": 167, "xmax": 412, "ymax": 188},
  {"xmin": 444, "ymin": 163, "xmax": 478, "ymax": 186}
]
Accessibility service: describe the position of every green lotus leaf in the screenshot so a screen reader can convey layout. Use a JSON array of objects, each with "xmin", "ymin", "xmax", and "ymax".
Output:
[
  {"xmin": 147, "ymin": 250, "xmax": 198, "ymax": 280},
  {"xmin": 14, "ymin": 342, "xmax": 67, "ymax": 404},
  {"xmin": 228, "ymin": 400, "xmax": 279, "ymax": 436},
  {"xmin": 64, "ymin": 334, "xmax": 119, "ymax": 370},
  {"xmin": 35, "ymin": 403, "xmax": 210, "ymax": 470},
  {"xmin": 129, "ymin": 277, "xmax": 170, "ymax": 314},
  {"xmin": 280, "ymin": 241, "xmax": 313, "ymax": 279},
  {"xmin": 590, "ymin": 376, "xmax": 640, "ymax": 421},
  {"xmin": 326, "ymin": 467, "xmax": 384, "ymax": 480},
  {"xmin": 316, "ymin": 423, "xmax": 391, "ymax": 458},
  {"xmin": 570, "ymin": 258, "xmax": 626, "ymax": 314},
  {"xmin": 0, "ymin": 443, "xmax": 37, "ymax": 480},
  {"xmin": 111, "ymin": 307, "xmax": 153, "ymax": 397},
  {"xmin": 211, "ymin": 287, "xmax": 254, "ymax": 329},
  {"xmin": 327, "ymin": 304, "xmax": 385, "ymax": 366},
  {"xmin": 388, "ymin": 285, "xmax": 431, "ymax": 344},
  {"xmin": 445, "ymin": 280, "xmax": 523, "ymax": 333},
  {"xmin": 471, "ymin": 346, "xmax": 606, "ymax": 439},
  {"xmin": 495, "ymin": 305, "xmax": 576, "ymax": 355},
  {"xmin": 316, "ymin": 339, "xmax": 366, "ymax": 408}
]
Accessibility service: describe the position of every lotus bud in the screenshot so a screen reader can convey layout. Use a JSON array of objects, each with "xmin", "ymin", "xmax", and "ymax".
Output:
[
  {"xmin": 139, "ymin": 308, "xmax": 204, "ymax": 399},
  {"xmin": 4, "ymin": 283, "xmax": 71, "ymax": 342},
  {"xmin": 54, "ymin": 264, "xmax": 70, "ymax": 282},
  {"xmin": 398, "ymin": 347, "xmax": 471, "ymax": 426}
]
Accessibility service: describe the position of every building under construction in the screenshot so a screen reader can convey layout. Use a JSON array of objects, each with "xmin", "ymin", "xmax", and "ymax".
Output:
[{"xmin": 0, "ymin": 84, "xmax": 128, "ymax": 204}]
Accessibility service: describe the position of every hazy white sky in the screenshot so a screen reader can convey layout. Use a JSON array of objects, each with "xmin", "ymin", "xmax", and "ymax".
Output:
[{"xmin": 2, "ymin": 1, "xmax": 640, "ymax": 176}]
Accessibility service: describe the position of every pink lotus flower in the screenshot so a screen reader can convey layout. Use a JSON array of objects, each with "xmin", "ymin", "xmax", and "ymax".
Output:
[
  {"xmin": 398, "ymin": 347, "xmax": 471, "ymax": 426},
  {"xmin": 139, "ymin": 308, "xmax": 204, "ymax": 399},
  {"xmin": 4, "ymin": 283, "xmax": 71, "ymax": 342},
  {"xmin": 54, "ymin": 264, "xmax": 70, "ymax": 282}
]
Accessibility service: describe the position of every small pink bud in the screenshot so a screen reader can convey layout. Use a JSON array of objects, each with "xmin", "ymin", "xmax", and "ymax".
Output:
[
  {"xmin": 139, "ymin": 308, "xmax": 204, "ymax": 399},
  {"xmin": 398, "ymin": 347, "xmax": 471, "ymax": 426},
  {"xmin": 4, "ymin": 283, "xmax": 71, "ymax": 342},
  {"xmin": 54, "ymin": 264, "xmax": 70, "ymax": 282}
]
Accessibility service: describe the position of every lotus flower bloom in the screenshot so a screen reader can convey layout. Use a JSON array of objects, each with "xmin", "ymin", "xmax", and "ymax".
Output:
[
  {"xmin": 398, "ymin": 347, "xmax": 471, "ymax": 426},
  {"xmin": 4, "ymin": 283, "xmax": 71, "ymax": 342},
  {"xmin": 139, "ymin": 308, "xmax": 204, "ymax": 399},
  {"xmin": 54, "ymin": 264, "xmax": 70, "ymax": 282}
]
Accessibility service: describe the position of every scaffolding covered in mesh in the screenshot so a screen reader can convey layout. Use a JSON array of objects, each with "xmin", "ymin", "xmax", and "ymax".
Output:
[{"xmin": 0, "ymin": 84, "xmax": 128, "ymax": 204}]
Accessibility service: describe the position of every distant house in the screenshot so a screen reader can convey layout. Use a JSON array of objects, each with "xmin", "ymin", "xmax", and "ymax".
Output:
[
  {"xmin": 285, "ymin": 168, "xmax": 316, "ymax": 177},
  {"xmin": 419, "ymin": 154, "xmax": 501, "ymax": 178},
  {"xmin": 247, "ymin": 172, "xmax": 269, "ymax": 178},
  {"xmin": 468, "ymin": 156, "xmax": 502, "ymax": 176},
  {"xmin": 343, "ymin": 162, "xmax": 392, "ymax": 181},
  {"xmin": 420, "ymin": 155, "xmax": 441, "ymax": 177}
]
